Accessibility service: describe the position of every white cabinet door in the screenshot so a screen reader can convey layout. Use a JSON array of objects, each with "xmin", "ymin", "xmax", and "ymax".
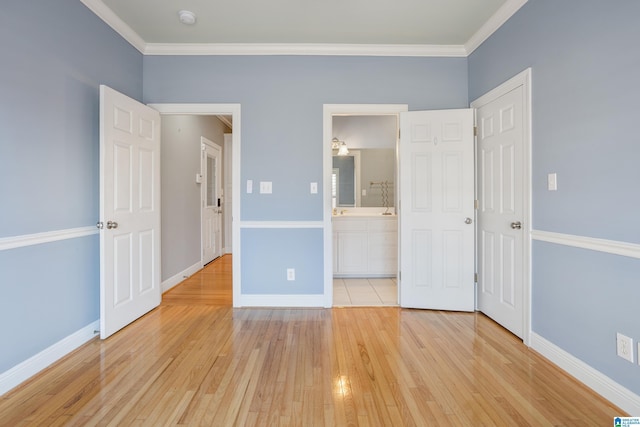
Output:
[
  {"xmin": 399, "ymin": 109, "xmax": 475, "ymax": 311},
  {"xmin": 338, "ymin": 232, "xmax": 368, "ymax": 274},
  {"xmin": 100, "ymin": 85, "xmax": 161, "ymax": 339}
]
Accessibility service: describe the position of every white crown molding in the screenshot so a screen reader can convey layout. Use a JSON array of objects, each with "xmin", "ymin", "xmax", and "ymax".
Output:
[
  {"xmin": 79, "ymin": 0, "xmax": 146, "ymax": 53},
  {"xmin": 465, "ymin": 0, "xmax": 528, "ymax": 55},
  {"xmin": 532, "ymin": 230, "xmax": 640, "ymax": 260},
  {"xmin": 143, "ymin": 43, "xmax": 467, "ymax": 57},
  {"xmin": 82, "ymin": 0, "xmax": 525, "ymax": 57}
]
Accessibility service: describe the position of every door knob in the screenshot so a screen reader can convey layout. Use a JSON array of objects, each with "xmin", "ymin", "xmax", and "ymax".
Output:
[
  {"xmin": 464, "ymin": 217, "xmax": 473, "ymax": 224},
  {"xmin": 510, "ymin": 221, "xmax": 522, "ymax": 230},
  {"xmin": 96, "ymin": 221, "xmax": 104, "ymax": 229},
  {"xmin": 106, "ymin": 221, "xmax": 118, "ymax": 229}
]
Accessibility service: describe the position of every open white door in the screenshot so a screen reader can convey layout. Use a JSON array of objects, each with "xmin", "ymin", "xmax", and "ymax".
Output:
[
  {"xmin": 399, "ymin": 109, "xmax": 475, "ymax": 311},
  {"xmin": 472, "ymin": 70, "xmax": 530, "ymax": 339},
  {"xmin": 99, "ymin": 85, "xmax": 161, "ymax": 339},
  {"xmin": 201, "ymin": 138, "xmax": 222, "ymax": 264}
]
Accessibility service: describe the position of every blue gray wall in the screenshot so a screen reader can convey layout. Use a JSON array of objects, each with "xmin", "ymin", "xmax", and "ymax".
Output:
[
  {"xmin": 469, "ymin": 0, "xmax": 640, "ymax": 395},
  {"xmin": 0, "ymin": 1, "xmax": 142, "ymax": 373},
  {"xmin": 144, "ymin": 55, "xmax": 468, "ymax": 295}
]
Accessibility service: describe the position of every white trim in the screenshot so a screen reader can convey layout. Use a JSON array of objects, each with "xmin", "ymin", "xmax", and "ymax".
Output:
[
  {"xmin": 532, "ymin": 230, "xmax": 640, "ymax": 260},
  {"xmin": 149, "ymin": 103, "xmax": 242, "ymax": 308},
  {"xmin": 531, "ymin": 332, "xmax": 640, "ymax": 416},
  {"xmin": 465, "ymin": 0, "xmax": 528, "ymax": 55},
  {"xmin": 0, "ymin": 226, "xmax": 98, "ymax": 251},
  {"xmin": 79, "ymin": 0, "xmax": 146, "ymax": 53},
  {"xmin": 161, "ymin": 261, "xmax": 203, "ymax": 293},
  {"xmin": 240, "ymin": 221, "xmax": 324, "ymax": 229},
  {"xmin": 323, "ymin": 104, "xmax": 408, "ymax": 309},
  {"xmin": 143, "ymin": 43, "xmax": 467, "ymax": 57},
  {"xmin": 0, "ymin": 320, "xmax": 99, "ymax": 396},
  {"xmin": 471, "ymin": 68, "xmax": 532, "ymax": 346},
  {"xmin": 237, "ymin": 294, "xmax": 325, "ymax": 308},
  {"xmin": 82, "ymin": 0, "xmax": 526, "ymax": 57}
]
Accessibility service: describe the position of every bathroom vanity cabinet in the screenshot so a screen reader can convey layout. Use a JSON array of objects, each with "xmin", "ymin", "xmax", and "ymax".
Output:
[{"xmin": 332, "ymin": 215, "xmax": 397, "ymax": 277}]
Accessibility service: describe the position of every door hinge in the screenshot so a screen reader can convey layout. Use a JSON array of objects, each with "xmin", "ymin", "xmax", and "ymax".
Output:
[
  {"xmin": 473, "ymin": 126, "xmax": 478, "ymax": 137},
  {"xmin": 474, "ymin": 272, "xmax": 478, "ymax": 283},
  {"xmin": 398, "ymin": 271, "xmax": 401, "ymax": 281},
  {"xmin": 474, "ymin": 199, "xmax": 479, "ymax": 210}
]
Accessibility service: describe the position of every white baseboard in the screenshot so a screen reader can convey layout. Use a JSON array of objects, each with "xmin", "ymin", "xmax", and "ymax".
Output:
[
  {"xmin": 0, "ymin": 320, "xmax": 99, "ymax": 396},
  {"xmin": 238, "ymin": 294, "xmax": 325, "ymax": 307},
  {"xmin": 531, "ymin": 332, "xmax": 640, "ymax": 415},
  {"xmin": 161, "ymin": 261, "xmax": 203, "ymax": 293}
]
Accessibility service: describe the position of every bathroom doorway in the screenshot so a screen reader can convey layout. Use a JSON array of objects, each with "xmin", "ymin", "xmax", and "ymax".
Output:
[{"xmin": 323, "ymin": 104, "xmax": 408, "ymax": 307}]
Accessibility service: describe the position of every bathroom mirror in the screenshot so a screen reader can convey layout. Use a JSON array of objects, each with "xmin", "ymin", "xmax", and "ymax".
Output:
[
  {"xmin": 332, "ymin": 115, "xmax": 397, "ymax": 208},
  {"xmin": 332, "ymin": 149, "xmax": 394, "ymax": 208}
]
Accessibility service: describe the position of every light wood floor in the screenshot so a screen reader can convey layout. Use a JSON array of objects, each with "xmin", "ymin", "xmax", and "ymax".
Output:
[{"xmin": 0, "ymin": 255, "xmax": 625, "ymax": 425}]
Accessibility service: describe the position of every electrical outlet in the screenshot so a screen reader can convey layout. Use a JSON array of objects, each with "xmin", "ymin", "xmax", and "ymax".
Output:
[
  {"xmin": 287, "ymin": 268, "xmax": 295, "ymax": 281},
  {"xmin": 616, "ymin": 333, "xmax": 634, "ymax": 363}
]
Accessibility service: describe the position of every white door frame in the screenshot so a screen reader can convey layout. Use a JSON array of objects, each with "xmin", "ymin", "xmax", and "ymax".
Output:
[
  {"xmin": 149, "ymin": 103, "xmax": 242, "ymax": 307},
  {"xmin": 471, "ymin": 68, "xmax": 532, "ymax": 345},
  {"xmin": 322, "ymin": 104, "xmax": 408, "ymax": 307}
]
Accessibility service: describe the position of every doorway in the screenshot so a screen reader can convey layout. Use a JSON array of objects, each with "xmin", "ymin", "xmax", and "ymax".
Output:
[
  {"xmin": 323, "ymin": 104, "xmax": 408, "ymax": 307},
  {"xmin": 150, "ymin": 103, "xmax": 242, "ymax": 307}
]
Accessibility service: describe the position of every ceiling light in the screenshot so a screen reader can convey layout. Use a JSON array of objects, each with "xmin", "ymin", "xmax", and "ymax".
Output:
[{"xmin": 178, "ymin": 10, "xmax": 196, "ymax": 25}]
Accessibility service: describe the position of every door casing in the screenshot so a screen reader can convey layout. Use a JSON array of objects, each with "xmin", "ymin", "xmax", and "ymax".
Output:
[
  {"xmin": 149, "ymin": 103, "xmax": 242, "ymax": 307},
  {"xmin": 322, "ymin": 104, "xmax": 408, "ymax": 307}
]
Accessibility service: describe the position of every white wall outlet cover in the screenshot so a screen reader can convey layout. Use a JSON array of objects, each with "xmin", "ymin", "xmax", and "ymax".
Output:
[
  {"xmin": 616, "ymin": 332, "xmax": 634, "ymax": 363},
  {"xmin": 259, "ymin": 181, "xmax": 272, "ymax": 194},
  {"xmin": 246, "ymin": 180, "xmax": 253, "ymax": 193},
  {"xmin": 286, "ymin": 268, "xmax": 295, "ymax": 281}
]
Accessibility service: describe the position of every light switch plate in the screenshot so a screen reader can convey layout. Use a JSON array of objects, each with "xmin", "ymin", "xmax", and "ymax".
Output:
[
  {"xmin": 310, "ymin": 182, "xmax": 318, "ymax": 194},
  {"xmin": 260, "ymin": 181, "xmax": 272, "ymax": 194},
  {"xmin": 547, "ymin": 173, "xmax": 557, "ymax": 191},
  {"xmin": 246, "ymin": 180, "xmax": 253, "ymax": 194}
]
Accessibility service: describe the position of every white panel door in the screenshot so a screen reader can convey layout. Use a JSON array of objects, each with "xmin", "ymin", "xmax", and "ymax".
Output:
[
  {"xmin": 100, "ymin": 85, "xmax": 161, "ymax": 339},
  {"xmin": 475, "ymin": 85, "xmax": 525, "ymax": 338},
  {"xmin": 202, "ymin": 138, "xmax": 222, "ymax": 264},
  {"xmin": 399, "ymin": 109, "xmax": 475, "ymax": 311}
]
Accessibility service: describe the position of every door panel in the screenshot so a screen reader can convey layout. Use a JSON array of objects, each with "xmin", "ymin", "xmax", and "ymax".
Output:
[
  {"xmin": 202, "ymin": 139, "xmax": 222, "ymax": 265},
  {"xmin": 100, "ymin": 85, "xmax": 161, "ymax": 339},
  {"xmin": 476, "ymin": 85, "xmax": 525, "ymax": 338},
  {"xmin": 399, "ymin": 109, "xmax": 475, "ymax": 311}
]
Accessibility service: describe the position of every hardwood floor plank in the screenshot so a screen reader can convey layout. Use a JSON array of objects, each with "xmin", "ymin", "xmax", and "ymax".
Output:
[{"xmin": 0, "ymin": 255, "xmax": 627, "ymax": 425}]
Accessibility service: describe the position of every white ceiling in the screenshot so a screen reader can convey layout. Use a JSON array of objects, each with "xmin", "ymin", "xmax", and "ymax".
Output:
[{"xmin": 80, "ymin": 0, "xmax": 527, "ymax": 56}]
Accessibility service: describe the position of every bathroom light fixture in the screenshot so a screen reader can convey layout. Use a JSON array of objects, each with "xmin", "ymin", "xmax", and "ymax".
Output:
[
  {"xmin": 332, "ymin": 137, "xmax": 349, "ymax": 156},
  {"xmin": 178, "ymin": 10, "xmax": 197, "ymax": 25}
]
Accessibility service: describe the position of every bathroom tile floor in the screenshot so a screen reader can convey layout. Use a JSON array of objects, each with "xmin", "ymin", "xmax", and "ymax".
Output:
[{"xmin": 333, "ymin": 277, "xmax": 398, "ymax": 306}]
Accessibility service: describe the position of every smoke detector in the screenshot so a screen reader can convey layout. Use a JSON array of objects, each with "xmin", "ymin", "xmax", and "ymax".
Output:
[{"xmin": 178, "ymin": 10, "xmax": 197, "ymax": 25}]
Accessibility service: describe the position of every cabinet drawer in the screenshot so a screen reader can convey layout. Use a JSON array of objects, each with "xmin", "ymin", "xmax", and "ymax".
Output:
[
  {"xmin": 367, "ymin": 219, "xmax": 397, "ymax": 232},
  {"xmin": 332, "ymin": 218, "xmax": 368, "ymax": 231}
]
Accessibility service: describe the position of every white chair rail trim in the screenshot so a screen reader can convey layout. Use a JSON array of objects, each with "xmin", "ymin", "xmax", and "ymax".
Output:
[{"xmin": 0, "ymin": 226, "xmax": 98, "ymax": 251}]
